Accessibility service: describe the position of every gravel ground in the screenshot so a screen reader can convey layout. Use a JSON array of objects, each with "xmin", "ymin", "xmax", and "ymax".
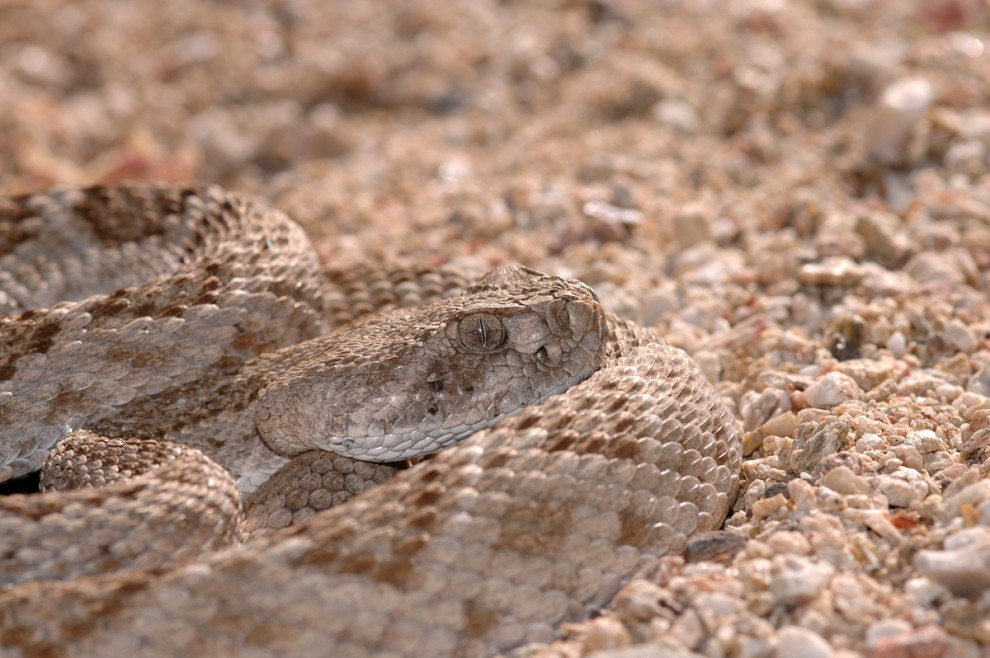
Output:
[{"xmin": 2, "ymin": 1, "xmax": 990, "ymax": 657}]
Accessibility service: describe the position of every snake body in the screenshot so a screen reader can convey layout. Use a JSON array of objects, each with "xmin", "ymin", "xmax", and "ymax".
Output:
[{"xmin": 0, "ymin": 184, "xmax": 740, "ymax": 657}]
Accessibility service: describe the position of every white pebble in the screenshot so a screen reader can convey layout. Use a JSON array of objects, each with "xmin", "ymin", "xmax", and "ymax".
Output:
[
  {"xmin": 769, "ymin": 555, "xmax": 835, "ymax": 605},
  {"xmin": 866, "ymin": 618, "xmax": 913, "ymax": 646},
  {"xmin": 866, "ymin": 77, "xmax": 934, "ymax": 164},
  {"xmin": 776, "ymin": 626, "xmax": 834, "ymax": 658},
  {"xmin": 855, "ymin": 433, "xmax": 886, "ymax": 452},
  {"xmin": 876, "ymin": 471, "xmax": 928, "ymax": 508},
  {"xmin": 943, "ymin": 319, "xmax": 976, "ymax": 354},
  {"xmin": 904, "ymin": 577, "xmax": 948, "ymax": 606},
  {"xmin": 804, "ymin": 372, "xmax": 862, "ymax": 408},
  {"xmin": 886, "ymin": 330, "xmax": 907, "ymax": 357},
  {"xmin": 820, "ymin": 466, "xmax": 871, "ymax": 496},
  {"xmin": 915, "ymin": 526, "xmax": 990, "ymax": 596}
]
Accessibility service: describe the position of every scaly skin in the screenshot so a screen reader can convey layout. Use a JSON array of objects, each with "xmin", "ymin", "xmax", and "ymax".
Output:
[{"xmin": 0, "ymin": 184, "xmax": 740, "ymax": 657}]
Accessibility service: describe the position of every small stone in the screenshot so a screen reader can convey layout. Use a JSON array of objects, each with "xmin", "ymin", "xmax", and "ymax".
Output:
[
  {"xmin": 684, "ymin": 531, "xmax": 747, "ymax": 563},
  {"xmin": 866, "ymin": 624, "xmax": 948, "ymax": 658},
  {"xmin": 769, "ymin": 555, "xmax": 834, "ymax": 605},
  {"xmin": 887, "ymin": 331, "xmax": 907, "ymax": 358},
  {"xmin": 865, "ymin": 76, "xmax": 934, "ymax": 166},
  {"xmin": 902, "ymin": 430, "xmax": 946, "ymax": 454},
  {"xmin": 855, "ymin": 433, "xmax": 887, "ymax": 452},
  {"xmin": 751, "ymin": 493, "xmax": 789, "ymax": 521},
  {"xmin": 818, "ymin": 451, "xmax": 864, "ymax": 475},
  {"xmin": 577, "ymin": 615, "xmax": 631, "ymax": 652},
  {"xmin": 834, "ymin": 359, "xmax": 894, "ymax": 392},
  {"xmin": 941, "ymin": 479, "xmax": 990, "ymax": 519},
  {"xmin": 904, "ymin": 577, "xmax": 948, "ymax": 606},
  {"xmin": 820, "ymin": 465, "xmax": 872, "ymax": 496},
  {"xmin": 915, "ymin": 526, "xmax": 990, "ymax": 596},
  {"xmin": 904, "ymin": 251, "xmax": 974, "ymax": 287},
  {"xmin": 693, "ymin": 591, "xmax": 744, "ymax": 630},
  {"xmin": 781, "ymin": 418, "xmax": 852, "ymax": 476},
  {"xmin": 672, "ymin": 202, "xmax": 713, "ymax": 249},
  {"xmin": 654, "ymin": 98, "xmax": 699, "ymax": 134},
  {"xmin": 890, "ymin": 444, "xmax": 924, "ymax": 471},
  {"xmin": 788, "ymin": 478, "xmax": 818, "ymax": 511},
  {"xmin": 640, "ymin": 284, "xmax": 679, "ymax": 326},
  {"xmin": 589, "ymin": 644, "xmax": 703, "ymax": 658},
  {"xmin": 967, "ymin": 362, "xmax": 990, "ymax": 396},
  {"xmin": 744, "ymin": 411, "xmax": 798, "ymax": 456},
  {"xmin": 742, "ymin": 389, "xmax": 787, "ymax": 431},
  {"xmin": 943, "ymin": 319, "xmax": 977, "ymax": 354},
  {"xmin": 961, "ymin": 428, "xmax": 990, "ymax": 459},
  {"xmin": 803, "ymin": 372, "xmax": 863, "ymax": 408},
  {"xmin": 797, "ymin": 258, "xmax": 866, "ymax": 287},
  {"xmin": 829, "ymin": 573, "xmax": 874, "ymax": 621},
  {"xmin": 610, "ymin": 579, "xmax": 668, "ymax": 627},
  {"xmin": 847, "ymin": 509, "xmax": 904, "ymax": 544},
  {"xmin": 665, "ymin": 607, "xmax": 706, "ymax": 651},
  {"xmin": 866, "ymin": 618, "xmax": 913, "ymax": 646},
  {"xmin": 856, "ymin": 210, "xmax": 913, "ymax": 268},
  {"xmin": 776, "ymin": 625, "xmax": 834, "ymax": 658},
  {"xmin": 766, "ymin": 531, "xmax": 811, "ymax": 556},
  {"xmin": 876, "ymin": 471, "xmax": 928, "ymax": 508}
]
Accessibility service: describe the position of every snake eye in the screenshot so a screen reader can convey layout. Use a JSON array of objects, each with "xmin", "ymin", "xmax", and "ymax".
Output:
[{"xmin": 457, "ymin": 312, "xmax": 506, "ymax": 353}]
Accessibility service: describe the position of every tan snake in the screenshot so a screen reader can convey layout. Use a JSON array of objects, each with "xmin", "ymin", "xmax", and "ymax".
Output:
[{"xmin": 0, "ymin": 183, "xmax": 740, "ymax": 657}]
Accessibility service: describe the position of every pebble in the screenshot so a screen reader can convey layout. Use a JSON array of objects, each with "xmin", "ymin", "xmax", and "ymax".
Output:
[
  {"xmin": 941, "ymin": 479, "xmax": 990, "ymax": 519},
  {"xmin": 797, "ymin": 259, "xmax": 865, "ymax": 287},
  {"xmin": 780, "ymin": 418, "xmax": 852, "ymax": 476},
  {"xmin": 915, "ymin": 526, "xmax": 990, "ymax": 596},
  {"xmin": 856, "ymin": 210, "xmax": 913, "ymax": 267},
  {"xmin": 819, "ymin": 465, "xmax": 871, "ymax": 496},
  {"xmin": 875, "ymin": 470, "xmax": 929, "ymax": 508},
  {"xmin": 654, "ymin": 98, "xmax": 699, "ymax": 134},
  {"xmin": 577, "ymin": 616, "xmax": 631, "ymax": 652},
  {"xmin": 886, "ymin": 331, "xmax": 907, "ymax": 358},
  {"xmin": 768, "ymin": 555, "xmax": 835, "ymax": 605},
  {"xmin": 788, "ymin": 478, "xmax": 818, "ymax": 511},
  {"xmin": 751, "ymin": 493, "xmax": 789, "ymax": 521},
  {"xmin": 741, "ymin": 389, "xmax": 787, "ymax": 431},
  {"xmin": 744, "ymin": 411, "xmax": 797, "ymax": 456},
  {"xmin": 588, "ymin": 644, "xmax": 701, "ymax": 658},
  {"xmin": 904, "ymin": 251, "xmax": 973, "ymax": 287},
  {"xmin": 967, "ymin": 362, "xmax": 990, "ymax": 395},
  {"xmin": 834, "ymin": 359, "xmax": 895, "ymax": 392},
  {"xmin": 775, "ymin": 626, "xmax": 834, "ymax": 658},
  {"xmin": 902, "ymin": 430, "xmax": 946, "ymax": 454},
  {"xmin": 943, "ymin": 319, "xmax": 977, "ymax": 354},
  {"xmin": 766, "ymin": 531, "xmax": 811, "ymax": 556},
  {"xmin": 903, "ymin": 577, "xmax": 947, "ymax": 607},
  {"xmin": 802, "ymin": 372, "xmax": 863, "ymax": 408},
  {"xmin": 865, "ymin": 77, "xmax": 935, "ymax": 166},
  {"xmin": 866, "ymin": 624, "xmax": 949, "ymax": 658},
  {"xmin": 684, "ymin": 531, "xmax": 747, "ymax": 563},
  {"xmin": 865, "ymin": 618, "xmax": 913, "ymax": 646}
]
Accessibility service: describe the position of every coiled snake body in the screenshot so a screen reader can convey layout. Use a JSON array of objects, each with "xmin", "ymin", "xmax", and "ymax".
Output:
[{"xmin": 0, "ymin": 184, "xmax": 740, "ymax": 657}]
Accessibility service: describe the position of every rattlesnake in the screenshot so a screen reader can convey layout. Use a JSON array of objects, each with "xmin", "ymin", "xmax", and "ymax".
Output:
[{"xmin": 0, "ymin": 184, "xmax": 740, "ymax": 657}]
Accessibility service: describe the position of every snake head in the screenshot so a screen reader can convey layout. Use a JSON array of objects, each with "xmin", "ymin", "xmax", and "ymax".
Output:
[{"xmin": 254, "ymin": 266, "xmax": 607, "ymax": 462}]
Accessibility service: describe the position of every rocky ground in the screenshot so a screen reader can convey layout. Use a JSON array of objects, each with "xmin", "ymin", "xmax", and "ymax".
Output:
[{"xmin": 2, "ymin": 1, "xmax": 990, "ymax": 656}]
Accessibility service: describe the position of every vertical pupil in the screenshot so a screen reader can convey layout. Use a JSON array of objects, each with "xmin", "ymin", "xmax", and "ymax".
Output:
[{"xmin": 477, "ymin": 317, "xmax": 487, "ymax": 346}]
